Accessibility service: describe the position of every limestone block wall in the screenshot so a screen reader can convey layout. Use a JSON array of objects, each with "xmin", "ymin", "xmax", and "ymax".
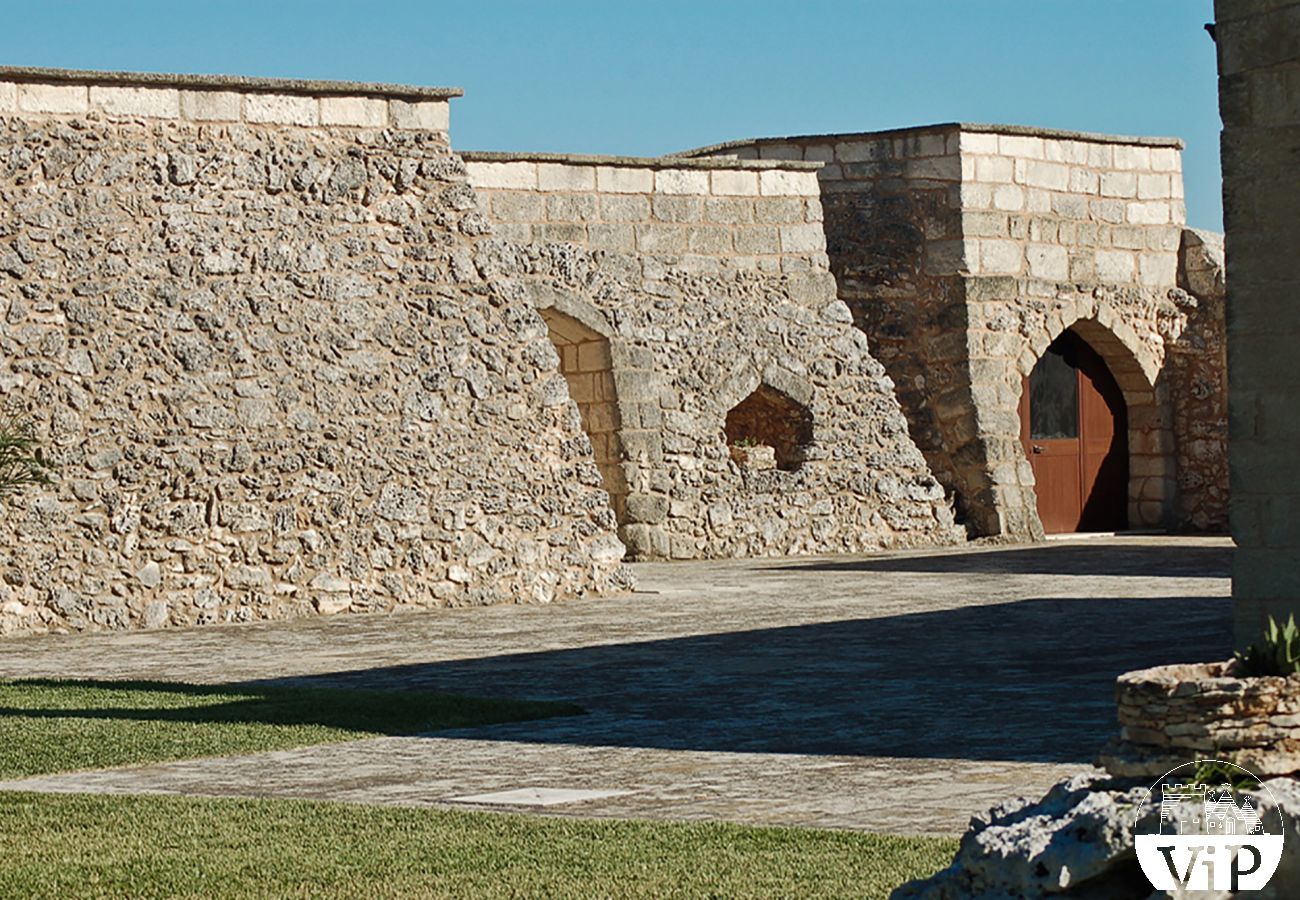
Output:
[
  {"xmin": 1214, "ymin": 0, "xmax": 1300, "ymax": 644},
  {"xmin": 0, "ymin": 67, "xmax": 628, "ymax": 636},
  {"xmin": 465, "ymin": 152, "xmax": 962, "ymax": 559},
  {"xmin": 687, "ymin": 125, "xmax": 1227, "ymax": 537}
]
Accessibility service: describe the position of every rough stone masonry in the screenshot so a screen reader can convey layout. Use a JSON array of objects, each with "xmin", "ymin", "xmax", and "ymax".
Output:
[
  {"xmin": 0, "ymin": 66, "xmax": 961, "ymax": 635},
  {"xmin": 686, "ymin": 126, "xmax": 1228, "ymax": 539},
  {"xmin": 0, "ymin": 67, "xmax": 633, "ymax": 635},
  {"xmin": 463, "ymin": 151, "xmax": 961, "ymax": 560}
]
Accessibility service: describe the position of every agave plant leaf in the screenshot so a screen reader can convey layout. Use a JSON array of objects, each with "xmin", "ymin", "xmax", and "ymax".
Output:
[
  {"xmin": 0, "ymin": 413, "xmax": 54, "ymax": 497},
  {"xmin": 1235, "ymin": 614, "xmax": 1300, "ymax": 677}
]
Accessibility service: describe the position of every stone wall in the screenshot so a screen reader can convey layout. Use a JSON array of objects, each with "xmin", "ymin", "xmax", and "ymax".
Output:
[
  {"xmin": 1214, "ymin": 0, "xmax": 1300, "ymax": 644},
  {"xmin": 465, "ymin": 151, "xmax": 962, "ymax": 559},
  {"xmin": 686, "ymin": 125, "xmax": 1228, "ymax": 537},
  {"xmin": 1171, "ymin": 228, "xmax": 1229, "ymax": 531},
  {"xmin": 0, "ymin": 68, "xmax": 629, "ymax": 636}
]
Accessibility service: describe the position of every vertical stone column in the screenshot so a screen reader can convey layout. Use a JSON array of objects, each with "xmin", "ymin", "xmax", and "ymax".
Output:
[{"xmin": 1214, "ymin": 1, "xmax": 1300, "ymax": 643}]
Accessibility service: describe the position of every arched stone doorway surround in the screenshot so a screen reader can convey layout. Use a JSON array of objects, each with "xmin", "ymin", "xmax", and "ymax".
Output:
[{"xmin": 1011, "ymin": 311, "xmax": 1174, "ymax": 535}]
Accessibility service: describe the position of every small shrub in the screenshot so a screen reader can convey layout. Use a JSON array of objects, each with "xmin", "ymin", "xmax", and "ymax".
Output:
[
  {"xmin": 1234, "ymin": 614, "xmax": 1300, "ymax": 677},
  {"xmin": 0, "ymin": 414, "xmax": 52, "ymax": 497}
]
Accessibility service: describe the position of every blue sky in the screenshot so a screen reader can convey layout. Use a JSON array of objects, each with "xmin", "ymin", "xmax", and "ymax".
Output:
[{"xmin": 0, "ymin": 1, "xmax": 1223, "ymax": 229}]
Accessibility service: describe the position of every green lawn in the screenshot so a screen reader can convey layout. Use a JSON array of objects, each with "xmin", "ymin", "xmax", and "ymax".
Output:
[
  {"xmin": 0, "ymin": 679, "xmax": 956, "ymax": 896},
  {"xmin": 0, "ymin": 678, "xmax": 581, "ymax": 778},
  {"xmin": 0, "ymin": 791, "xmax": 956, "ymax": 899}
]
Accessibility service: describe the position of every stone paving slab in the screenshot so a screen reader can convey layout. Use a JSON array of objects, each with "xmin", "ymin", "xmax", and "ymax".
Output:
[
  {"xmin": 0, "ymin": 536, "xmax": 1231, "ymax": 834},
  {"xmin": 0, "ymin": 737, "xmax": 1081, "ymax": 835}
]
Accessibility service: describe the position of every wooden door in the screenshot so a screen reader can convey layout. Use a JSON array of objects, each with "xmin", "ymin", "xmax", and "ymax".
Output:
[{"xmin": 1018, "ymin": 331, "xmax": 1128, "ymax": 533}]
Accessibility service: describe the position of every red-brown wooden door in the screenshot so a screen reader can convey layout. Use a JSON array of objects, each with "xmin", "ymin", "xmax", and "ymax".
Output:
[{"xmin": 1018, "ymin": 331, "xmax": 1128, "ymax": 533}]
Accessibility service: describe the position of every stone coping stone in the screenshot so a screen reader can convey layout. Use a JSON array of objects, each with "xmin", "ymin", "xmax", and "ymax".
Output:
[
  {"xmin": 460, "ymin": 149, "xmax": 822, "ymax": 171},
  {"xmin": 681, "ymin": 121, "xmax": 1184, "ymax": 155},
  {"xmin": 0, "ymin": 65, "xmax": 462, "ymax": 100}
]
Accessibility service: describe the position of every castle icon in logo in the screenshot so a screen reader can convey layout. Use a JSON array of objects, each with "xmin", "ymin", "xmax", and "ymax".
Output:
[
  {"xmin": 1160, "ymin": 782, "xmax": 1266, "ymax": 836},
  {"xmin": 1134, "ymin": 761, "xmax": 1284, "ymax": 892}
]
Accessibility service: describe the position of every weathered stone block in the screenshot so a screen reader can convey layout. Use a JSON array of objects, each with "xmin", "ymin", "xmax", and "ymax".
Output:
[
  {"xmin": 634, "ymin": 223, "xmax": 685, "ymax": 253},
  {"xmin": 492, "ymin": 191, "xmax": 546, "ymax": 222},
  {"xmin": 18, "ymin": 82, "xmax": 88, "ymax": 113},
  {"xmin": 991, "ymin": 184, "xmax": 1024, "ymax": 211},
  {"xmin": 1112, "ymin": 144, "xmax": 1152, "ymax": 170},
  {"xmin": 1126, "ymin": 200, "xmax": 1171, "ymax": 224},
  {"xmin": 546, "ymin": 193, "xmax": 599, "ymax": 222},
  {"xmin": 779, "ymin": 224, "xmax": 824, "ymax": 254},
  {"xmin": 753, "ymin": 197, "xmax": 804, "ymax": 223},
  {"xmin": 1099, "ymin": 171, "xmax": 1138, "ymax": 198},
  {"xmin": 973, "ymin": 155, "xmax": 1013, "ymax": 183},
  {"xmin": 0, "ymin": 82, "xmax": 15, "ymax": 111},
  {"xmin": 595, "ymin": 166, "xmax": 653, "ymax": 193},
  {"xmin": 1150, "ymin": 146, "xmax": 1180, "ymax": 171},
  {"xmin": 1095, "ymin": 249, "xmax": 1135, "ymax": 282},
  {"xmin": 655, "ymin": 169, "xmax": 709, "ymax": 195},
  {"xmin": 977, "ymin": 240, "xmax": 1022, "ymax": 275},
  {"xmin": 957, "ymin": 131, "xmax": 999, "ymax": 154},
  {"xmin": 320, "ymin": 96, "xmax": 387, "ymax": 127},
  {"xmin": 998, "ymin": 134, "xmax": 1044, "ymax": 159},
  {"xmin": 734, "ymin": 226, "xmax": 780, "ymax": 255},
  {"xmin": 388, "ymin": 99, "xmax": 448, "ymax": 131},
  {"xmin": 834, "ymin": 139, "xmax": 891, "ymax": 162},
  {"xmin": 585, "ymin": 223, "xmax": 635, "ymax": 251},
  {"xmin": 1137, "ymin": 172, "xmax": 1171, "ymax": 199},
  {"xmin": 600, "ymin": 193, "xmax": 651, "ymax": 222},
  {"xmin": 1138, "ymin": 251, "xmax": 1177, "ymax": 286},
  {"xmin": 90, "ymin": 86, "xmax": 180, "ymax": 118},
  {"xmin": 652, "ymin": 195, "xmax": 704, "ymax": 223},
  {"xmin": 538, "ymin": 163, "xmax": 596, "ymax": 192},
  {"xmin": 467, "ymin": 161, "xmax": 537, "ymax": 190},
  {"xmin": 710, "ymin": 169, "xmax": 759, "ymax": 196},
  {"xmin": 1026, "ymin": 244, "xmax": 1069, "ymax": 280},
  {"xmin": 1020, "ymin": 160, "xmax": 1069, "ymax": 190},
  {"xmin": 180, "ymin": 90, "xmax": 241, "ymax": 121},
  {"xmin": 759, "ymin": 169, "xmax": 814, "ymax": 196},
  {"xmin": 245, "ymin": 93, "xmax": 318, "ymax": 125}
]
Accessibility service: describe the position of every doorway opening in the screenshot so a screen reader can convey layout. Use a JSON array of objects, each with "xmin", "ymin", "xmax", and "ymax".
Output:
[
  {"xmin": 1018, "ymin": 329, "xmax": 1129, "ymax": 533},
  {"xmin": 540, "ymin": 308, "xmax": 628, "ymax": 522}
]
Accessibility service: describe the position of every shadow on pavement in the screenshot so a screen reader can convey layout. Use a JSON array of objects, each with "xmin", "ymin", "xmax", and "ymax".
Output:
[
  {"xmin": 765, "ymin": 541, "xmax": 1231, "ymax": 578},
  {"xmin": 265, "ymin": 592, "xmax": 1231, "ymax": 765}
]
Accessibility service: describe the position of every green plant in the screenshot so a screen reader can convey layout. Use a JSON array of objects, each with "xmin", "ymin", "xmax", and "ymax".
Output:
[
  {"xmin": 1234, "ymin": 614, "xmax": 1300, "ymax": 677},
  {"xmin": 733, "ymin": 436, "xmax": 761, "ymax": 448},
  {"xmin": 0, "ymin": 413, "xmax": 52, "ymax": 496},
  {"xmin": 1187, "ymin": 759, "xmax": 1260, "ymax": 792}
]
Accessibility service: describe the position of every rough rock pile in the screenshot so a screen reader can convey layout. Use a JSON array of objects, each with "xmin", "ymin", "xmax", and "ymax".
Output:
[{"xmin": 893, "ymin": 772, "xmax": 1300, "ymax": 899}]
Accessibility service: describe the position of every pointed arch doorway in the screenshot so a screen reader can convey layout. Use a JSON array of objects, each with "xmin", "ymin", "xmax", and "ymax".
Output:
[{"xmin": 1018, "ymin": 329, "xmax": 1129, "ymax": 533}]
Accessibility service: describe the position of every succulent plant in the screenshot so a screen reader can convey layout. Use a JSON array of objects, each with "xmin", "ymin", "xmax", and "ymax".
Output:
[
  {"xmin": 0, "ymin": 413, "xmax": 52, "ymax": 497},
  {"xmin": 1234, "ymin": 614, "xmax": 1300, "ymax": 677}
]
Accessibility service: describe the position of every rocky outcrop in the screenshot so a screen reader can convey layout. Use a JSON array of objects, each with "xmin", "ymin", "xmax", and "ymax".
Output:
[{"xmin": 895, "ymin": 773, "xmax": 1300, "ymax": 899}]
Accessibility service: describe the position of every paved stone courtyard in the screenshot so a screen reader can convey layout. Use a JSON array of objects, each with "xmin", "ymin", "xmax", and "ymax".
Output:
[{"xmin": 0, "ymin": 536, "xmax": 1231, "ymax": 834}]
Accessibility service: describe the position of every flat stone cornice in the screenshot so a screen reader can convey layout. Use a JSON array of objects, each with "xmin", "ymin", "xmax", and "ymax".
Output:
[
  {"xmin": 460, "ymin": 149, "xmax": 822, "ymax": 171},
  {"xmin": 681, "ymin": 122, "xmax": 1184, "ymax": 155},
  {"xmin": 0, "ymin": 65, "xmax": 462, "ymax": 100}
]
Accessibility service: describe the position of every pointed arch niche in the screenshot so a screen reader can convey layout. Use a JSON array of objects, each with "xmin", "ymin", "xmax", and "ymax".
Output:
[{"xmin": 724, "ymin": 384, "xmax": 814, "ymax": 472}]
